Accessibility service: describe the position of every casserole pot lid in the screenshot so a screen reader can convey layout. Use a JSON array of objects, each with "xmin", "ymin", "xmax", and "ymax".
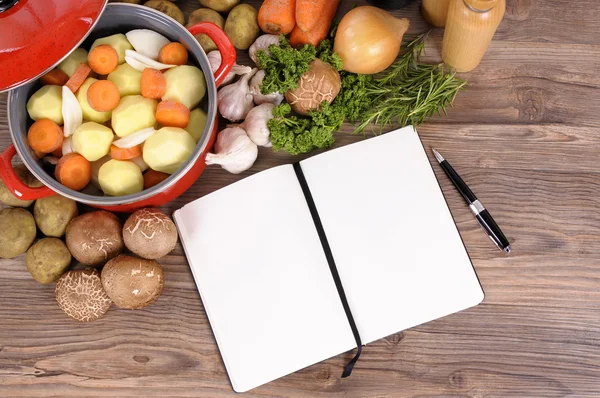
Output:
[{"xmin": 0, "ymin": 0, "xmax": 108, "ymax": 93}]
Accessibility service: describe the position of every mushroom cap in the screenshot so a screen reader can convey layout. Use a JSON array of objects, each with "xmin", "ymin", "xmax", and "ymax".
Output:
[
  {"xmin": 285, "ymin": 59, "xmax": 342, "ymax": 116},
  {"xmin": 55, "ymin": 269, "xmax": 112, "ymax": 322},
  {"xmin": 66, "ymin": 211, "xmax": 124, "ymax": 266},
  {"xmin": 101, "ymin": 254, "xmax": 164, "ymax": 310},
  {"xmin": 123, "ymin": 208, "xmax": 178, "ymax": 260}
]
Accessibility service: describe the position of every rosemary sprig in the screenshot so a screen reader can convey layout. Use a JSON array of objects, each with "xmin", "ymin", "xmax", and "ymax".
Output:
[{"xmin": 351, "ymin": 33, "xmax": 467, "ymax": 135}]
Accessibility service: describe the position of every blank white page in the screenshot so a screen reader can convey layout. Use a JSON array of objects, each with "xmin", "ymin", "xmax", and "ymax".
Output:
[
  {"xmin": 173, "ymin": 165, "xmax": 356, "ymax": 393},
  {"xmin": 300, "ymin": 126, "xmax": 484, "ymax": 344}
]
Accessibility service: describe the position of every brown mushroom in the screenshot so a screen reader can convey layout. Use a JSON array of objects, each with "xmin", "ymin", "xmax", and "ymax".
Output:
[
  {"xmin": 123, "ymin": 208, "xmax": 178, "ymax": 259},
  {"xmin": 66, "ymin": 211, "xmax": 124, "ymax": 266},
  {"xmin": 55, "ymin": 269, "xmax": 112, "ymax": 322},
  {"xmin": 101, "ymin": 255, "xmax": 164, "ymax": 310},
  {"xmin": 285, "ymin": 59, "xmax": 342, "ymax": 115}
]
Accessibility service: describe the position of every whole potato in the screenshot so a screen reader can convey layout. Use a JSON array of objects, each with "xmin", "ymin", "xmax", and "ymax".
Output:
[
  {"xmin": 0, "ymin": 208, "xmax": 36, "ymax": 259},
  {"xmin": 26, "ymin": 238, "xmax": 72, "ymax": 284},
  {"xmin": 187, "ymin": 8, "xmax": 225, "ymax": 53},
  {"xmin": 0, "ymin": 166, "xmax": 43, "ymax": 207},
  {"xmin": 144, "ymin": 0, "xmax": 185, "ymax": 25},
  {"xmin": 34, "ymin": 195, "xmax": 79, "ymax": 238},
  {"xmin": 199, "ymin": 0, "xmax": 239, "ymax": 13},
  {"xmin": 224, "ymin": 4, "xmax": 260, "ymax": 50}
]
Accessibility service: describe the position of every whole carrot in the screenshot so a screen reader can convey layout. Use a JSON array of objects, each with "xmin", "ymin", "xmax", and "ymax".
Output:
[
  {"xmin": 258, "ymin": 0, "xmax": 296, "ymax": 35},
  {"xmin": 296, "ymin": 0, "xmax": 328, "ymax": 32},
  {"xmin": 290, "ymin": 0, "xmax": 339, "ymax": 47}
]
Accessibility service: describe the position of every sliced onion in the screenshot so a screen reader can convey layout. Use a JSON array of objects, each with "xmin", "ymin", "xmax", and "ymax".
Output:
[
  {"xmin": 130, "ymin": 156, "xmax": 149, "ymax": 172},
  {"xmin": 125, "ymin": 50, "xmax": 177, "ymax": 72},
  {"xmin": 61, "ymin": 86, "xmax": 82, "ymax": 137},
  {"xmin": 43, "ymin": 156, "xmax": 59, "ymax": 165},
  {"xmin": 126, "ymin": 29, "xmax": 170, "ymax": 60},
  {"xmin": 112, "ymin": 127, "xmax": 156, "ymax": 149},
  {"xmin": 62, "ymin": 136, "xmax": 74, "ymax": 155}
]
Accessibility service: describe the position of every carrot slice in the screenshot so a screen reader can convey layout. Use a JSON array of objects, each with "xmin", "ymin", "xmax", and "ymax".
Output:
[
  {"xmin": 158, "ymin": 42, "xmax": 188, "ymax": 66},
  {"xmin": 87, "ymin": 80, "xmax": 121, "ymax": 112},
  {"xmin": 110, "ymin": 144, "xmax": 142, "ymax": 160},
  {"xmin": 40, "ymin": 69, "xmax": 69, "ymax": 86},
  {"xmin": 65, "ymin": 63, "xmax": 92, "ymax": 93},
  {"xmin": 55, "ymin": 153, "xmax": 92, "ymax": 191},
  {"xmin": 155, "ymin": 100, "xmax": 190, "ymax": 128},
  {"xmin": 88, "ymin": 45, "xmax": 119, "ymax": 75},
  {"xmin": 143, "ymin": 169, "xmax": 170, "ymax": 190},
  {"xmin": 28, "ymin": 119, "xmax": 64, "ymax": 153},
  {"xmin": 140, "ymin": 68, "xmax": 166, "ymax": 99}
]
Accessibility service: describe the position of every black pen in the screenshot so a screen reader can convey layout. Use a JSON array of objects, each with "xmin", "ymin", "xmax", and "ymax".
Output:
[{"xmin": 432, "ymin": 149, "xmax": 511, "ymax": 254}]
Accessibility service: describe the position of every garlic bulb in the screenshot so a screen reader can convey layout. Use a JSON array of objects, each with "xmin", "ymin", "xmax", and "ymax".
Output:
[
  {"xmin": 205, "ymin": 127, "xmax": 258, "ymax": 174},
  {"xmin": 207, "ymin": 51, "xmax": 253, "ymax": 86},
  {"xmin": 249, "ymin": 34, "xmax": 280, "ymax": 65},
  {"xmin": 218, "ymin": 69, "xmax": 257, "ymax": 122},
  {"xmin": 240, "ymin": 103, "xmax": 274, "ymax": 147},
  {"xmin": 249, "ymin": 70, "xmax": 284, "ymax": 106}
]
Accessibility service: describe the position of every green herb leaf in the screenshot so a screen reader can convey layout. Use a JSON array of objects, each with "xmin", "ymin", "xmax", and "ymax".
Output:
[{"xmin": 257, "ymin": 35, "xmax": 316, "ymax": 95}]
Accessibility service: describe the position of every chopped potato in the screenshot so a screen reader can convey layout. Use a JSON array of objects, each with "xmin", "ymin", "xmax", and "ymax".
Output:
[
  {"xmin": 72, "ymin": 122, "xmax": 114, "ymax": 162},
  {"xmin": 76, "ymin": 78, "xmax": 113, "ymax": 123},
  {"xmin": 91, "ymin": 34, "xmax": 133, "ymax": 64},
  {"xmin": 107, "ymin": 64, "xmax": 142, "ymax": 96},
  {"xmin": 143, "ymin": 127, "xmax": 196, "ymax": 174},
  {"xmin": 91, "ymin": 155, "xmax": 111, "ymax": 189},
  {"xmin": 99, "ymin": 160, "xmax": 144, "ymax": 196},
  {"xmin": 111, "ymin": 95, "xmax": 157, "ymax": 138},
  {"xmin": 26, "ymin": 85, "xmax": 63, "ymax": 124},
  {"xmin": 162, "ymin": 66, "xmax": 206, "ymax": 109},
  {"xmin": 58, "ymin": 48, "xmax": 89, "ymax": 77},
  {"xmin": 185, "ymin": 108, "xmax": 208, "ymax": 142}
]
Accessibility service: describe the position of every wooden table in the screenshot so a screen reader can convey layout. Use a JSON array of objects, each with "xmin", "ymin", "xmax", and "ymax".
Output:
[{"xmin": 2, "ymin": 0, "xmax": 599, "ymax": 396}]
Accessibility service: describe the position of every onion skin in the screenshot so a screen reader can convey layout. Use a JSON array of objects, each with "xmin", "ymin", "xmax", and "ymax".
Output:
[{"xmin": 334, "ymin": 6, "xmax": 410, "ymax": 75}]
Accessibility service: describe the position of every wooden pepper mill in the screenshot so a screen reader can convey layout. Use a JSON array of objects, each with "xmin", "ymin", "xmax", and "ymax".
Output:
[
  {"xmin": 421, "ymin": 0, "xmax": 450, "ymax": 27},
  {"xmin": 442, "ymin": 0, "xmax": 506, "ymax": 72}
]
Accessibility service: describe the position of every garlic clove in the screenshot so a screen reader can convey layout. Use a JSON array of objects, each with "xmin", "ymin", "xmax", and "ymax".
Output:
[
  {"xmin": 217, "ymin": 68, "xmax": 258, "ymax": 122},
  {"xmin": 126, "ymin": 29, "xmax": 170, "ymax": 60},
  {"xmin": 207, "ymin": 50, "xmax": 253, "ymax": 86},
  {"xmin": 205, "ymin": 127, "xmax": 258, "ymax": 174},
  {"xmin": 249, "ymin": 69, "xmax": 284, "ymax": 106},
  {"xmin": 249, "ymin": 34, "xmax": 280, "ymax": 65},
  {"xmin": 240, "ymin": 103, "xmax": 274, "ymax": 147},
  {"xmin": 61, "ymin": 86, "xmax": 82, "ymax": 138},
  {"xmin": 125, "ymin": 50, "xmax": 177, "ymax": 72}
]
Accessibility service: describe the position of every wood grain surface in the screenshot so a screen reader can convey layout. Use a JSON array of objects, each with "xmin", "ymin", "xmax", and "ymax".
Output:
[{"xmin": 1, "ymin": 0, "xmax": 600, "ymax": 396}]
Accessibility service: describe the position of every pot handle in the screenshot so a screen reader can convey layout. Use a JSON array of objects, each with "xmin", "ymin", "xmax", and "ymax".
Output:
[
  {"xmin": 0, "ymin": 144, "xmax": 55, "ymax": 200},
  {"xmin": 187, "ymin": 22, "xmax": 236, "ymax": 88}
]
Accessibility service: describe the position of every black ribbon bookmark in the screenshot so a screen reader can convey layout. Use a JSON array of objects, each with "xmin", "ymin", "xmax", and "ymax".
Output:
[{"xmin": 293, "ymin": 162, "xmax": 363, "ymax": 378}]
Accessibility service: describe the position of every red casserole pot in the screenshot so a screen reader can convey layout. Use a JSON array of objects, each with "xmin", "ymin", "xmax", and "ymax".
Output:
[{"xmin": 0, "ymin": 2, "xmax": 235, "ymax": 212}]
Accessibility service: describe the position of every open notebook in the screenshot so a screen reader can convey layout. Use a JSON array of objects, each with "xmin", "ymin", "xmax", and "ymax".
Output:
[{"xmin": 173, "ymin": 126, "xmax": 484, "ymax": 392}]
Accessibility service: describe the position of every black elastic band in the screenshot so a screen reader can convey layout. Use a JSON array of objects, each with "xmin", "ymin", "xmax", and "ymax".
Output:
[{"xmin": 293, "ymin": 162, "xmax": 362, "ymax": 378}]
